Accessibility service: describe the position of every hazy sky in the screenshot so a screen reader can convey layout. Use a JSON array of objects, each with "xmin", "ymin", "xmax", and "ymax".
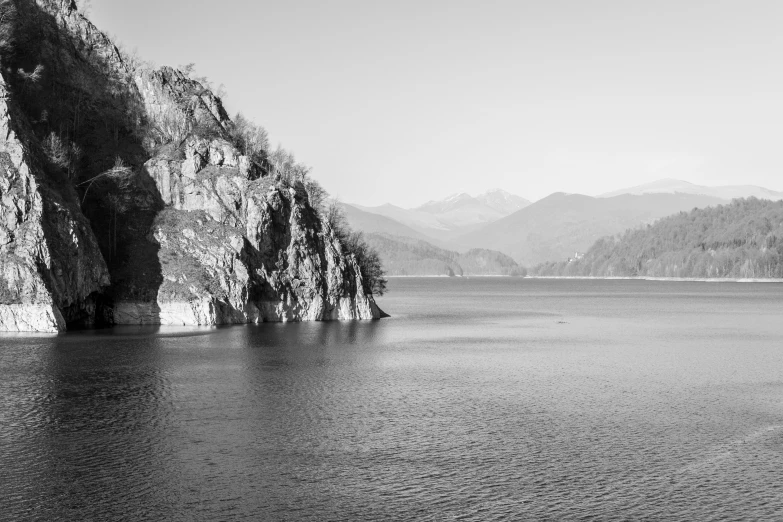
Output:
[{"xmin": 89, "ymin": 0, "xmax": 783, "ymax": 207}]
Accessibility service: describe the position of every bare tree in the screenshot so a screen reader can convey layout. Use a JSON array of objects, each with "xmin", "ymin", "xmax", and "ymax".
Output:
[
  {"xmin": 150, "ymin": 103, "xmax": 193, "ymax": 146},
  {"xmin": 78, "ymin": 156, "xmax": 134, "ymax": 203},
  {"xmin": 228, "ymin": 113, "xmax": 270, "ymax": 159},
  {"xmin": 268, "ymin": 145, "xmax": 311, "ymax": 185},
  {"xmin": 105, "ymin": 192, "xmax": 128, "ymax": 264},
  {"xmin": 325, "ymin": 199, "xmax": 348, "ymax": 240},
  {"xmin": 42, "ymin": 132, "xmax": 83, "ymax": 180},
  {"xmin": 304, "ymin": 179, "xmax": 328, "ymax": 214}
]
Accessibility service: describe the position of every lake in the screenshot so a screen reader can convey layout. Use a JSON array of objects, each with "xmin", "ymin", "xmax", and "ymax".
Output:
[{"xmin": 1, "ymin": 278, "xmax": 783, "ymax": 520}]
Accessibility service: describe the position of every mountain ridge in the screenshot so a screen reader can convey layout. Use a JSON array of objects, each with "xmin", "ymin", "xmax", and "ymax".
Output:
[
  {"xmin": 347, "ymin": 180, "xmax": 783, "ymax": 269},
  {"xmin": 600, "ymin": 178, "xmax": 783, "ymax": 201},
  {"xmin": 415, "ymin": 189, "xmax": 530, "ymax": 215},
  {"xmin": 350, "ymin": 188, "xmax": 530, "ymax": 239},
  {"xmin": 454, "ymin": 192, "xmax": 728, "ymax": 266}
]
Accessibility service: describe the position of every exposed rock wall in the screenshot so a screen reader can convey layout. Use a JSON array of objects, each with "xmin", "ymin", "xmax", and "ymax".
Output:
[
  {"xmin": 43, "ymin": 0, "xmax": 125, "ymax": 70},
  {"xmin": 0, "ymin": 0, "xmax": 383, "ymax": 331},
  {"xmin": 109, "ymin": 65, "xmax": 383, "ymax": 325},
  {"xmin": 135, "ymin": 67, "xmax": 231, "ymax": 149},
  {"xmin": 117, "ymin": 147, "xmax": 381, "ymax": 324},
  {"xmin": 0, "ymin": 74, "xmax": 110, "ymax": 332}
]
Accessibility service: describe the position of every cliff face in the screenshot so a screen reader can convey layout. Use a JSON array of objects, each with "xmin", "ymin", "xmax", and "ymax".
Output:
[
  {"xmin": 114, "ymin": 183, "xmax": 379, "ymax": 325},
  {"xmin": 0, "ymin": 0, "xmax": 382, "ymax": 331},
  {"xmin": 0, "ymin": 75, "xmax": 110, "ymax": 332}
]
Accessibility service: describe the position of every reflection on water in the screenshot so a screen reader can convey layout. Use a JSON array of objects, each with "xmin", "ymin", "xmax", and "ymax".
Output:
[{"xmin": 2, "ymin": 278, "xmax": 783, "ymax": 520}]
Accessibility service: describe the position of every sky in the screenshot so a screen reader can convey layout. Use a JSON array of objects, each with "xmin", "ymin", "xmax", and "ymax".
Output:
[{"xmin": 88, "ymin": 0, "xmax": 783, "ymax": 207}]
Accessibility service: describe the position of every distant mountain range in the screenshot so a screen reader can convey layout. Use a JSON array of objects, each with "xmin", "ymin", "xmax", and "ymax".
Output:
[
  {"xmin": 343, "ymin": 180, "xmax": 783, "ymax": 273},
  {"xmin": 600, "ymin": 178, "xmax": 783, "ymax": 201},
  {"xmin": 453, "ymin": 192, "xmax": 725, "ymax": 267},
  {"xmin": 415, "ymin": 189, "xmax": 530, "ymax": 216},
  {"xmin": 353, "ymin": 189, "xmax": 530, "ymax": 239}
]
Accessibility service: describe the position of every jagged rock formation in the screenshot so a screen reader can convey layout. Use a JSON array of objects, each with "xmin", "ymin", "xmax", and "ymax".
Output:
[
  {"xmin": 0, "ymin": 0, "xmax": 383, "ymax": 331},
  {"xmin": 0, "ymin": 74, "xmax": 110, "ymax": 332}
]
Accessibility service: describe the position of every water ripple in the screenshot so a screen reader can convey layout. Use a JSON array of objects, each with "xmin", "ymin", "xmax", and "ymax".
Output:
[{"xmin": 1, "ymin": 279, "xmax": 783, "ymax": 520}]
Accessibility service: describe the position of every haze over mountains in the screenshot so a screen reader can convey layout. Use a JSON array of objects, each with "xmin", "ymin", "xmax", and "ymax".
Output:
[
  {"xmin": 455, "ymin": 192, "xmax": 725, "ymax": 267},
  {"xmin": 339, "ymin": 204, "xmax": 434, "ymax": 243},
  {"xmin": 416, "ymin": 190, "xmax": 531, "ymax": 216},
  {"xmin": 352, "ymin": 189, "xmax": 530, "ymax": 240},
  {"xmin": 600, "ymin": 179, "xmax": 783, "ymax": 201},
  {"xmin": 363, "ymin": 234, "xmax": 524, "ymax": 277},
  {"xmin": 343, "ymin": 179, "xmax": 783, "ymax": 273}
]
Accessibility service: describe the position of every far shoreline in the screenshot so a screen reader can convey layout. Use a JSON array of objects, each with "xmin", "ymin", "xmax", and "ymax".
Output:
[
  {"xmin": 386, "ymin": 275, "xmax": 783, "ymax": 283},
  {"xmin": 386, "ymin": 274, "xmax": 515, "ymax": 278}
]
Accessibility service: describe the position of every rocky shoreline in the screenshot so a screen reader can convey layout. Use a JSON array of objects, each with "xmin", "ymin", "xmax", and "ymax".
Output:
[{"xmin": 0, "ymin": 1, "xmax": 384, "ymax": 332}]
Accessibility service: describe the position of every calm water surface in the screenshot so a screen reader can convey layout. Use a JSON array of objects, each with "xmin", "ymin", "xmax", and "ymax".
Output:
[{"xmin": 2, "ymin": 278, "xmax": 783, "ymax": 520}]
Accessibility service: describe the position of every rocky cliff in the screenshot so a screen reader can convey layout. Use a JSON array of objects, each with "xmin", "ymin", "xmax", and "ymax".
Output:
[
  {"xmin": 0, "ymin": 73, "xmax": 110, "ymax": 332},
  {"xmin": 0, "ymin": 0, "xmax": 383, "ymax": 331}
]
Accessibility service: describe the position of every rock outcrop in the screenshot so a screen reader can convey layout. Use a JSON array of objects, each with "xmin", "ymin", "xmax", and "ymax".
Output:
[
  {"xmin": 113, "ymin": 66, "xmax": 382, "ymax": 324},
  {"xmin": 0, "ymin": 0, "xmax": 384, "ymax": 331},
  {"xmin": 0, "ymin": 75, "xmax": 110, "ymax": 332}
]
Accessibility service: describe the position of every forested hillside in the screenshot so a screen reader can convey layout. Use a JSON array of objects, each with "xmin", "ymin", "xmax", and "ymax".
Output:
[
  {"xmin": 532, "ymin": 198, "xmax": 783, "ymax": 278},
  {"xmin": 365, "ymin": 233, "xmax": 525, "ymax": 277}
]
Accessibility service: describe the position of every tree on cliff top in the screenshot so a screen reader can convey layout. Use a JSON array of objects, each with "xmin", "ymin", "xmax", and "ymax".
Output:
[{"xmin": 325, "ymin": 200, "xmax": 388, "ymax": 295}]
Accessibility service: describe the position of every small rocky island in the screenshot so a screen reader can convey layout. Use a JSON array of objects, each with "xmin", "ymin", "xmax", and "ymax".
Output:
[{"xmin": 0, "ymin": 0, "xmax": 385, "ymax": 332}]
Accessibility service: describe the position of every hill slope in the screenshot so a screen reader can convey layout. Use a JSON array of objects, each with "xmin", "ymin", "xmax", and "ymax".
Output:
[
  {"xmin": 364, "ymin": 233, "xmax": 524, "ymax": 277},
  {"xmin": 341, "ymin": 204, "xmax": 523, "ymax": 274},
  {"xmin": 532, "ymin": 198, "xmax": 783, "ymax": 278},
  {"xmin": 456, "ymin": 192, "xmax": 727, "ymax": 266},
  {"xmin": 353, "ymin": 203, "xmax": 451, "ymax": 235},
  {"xmin": 339, "ymin": 203, "xmax": 436, "ymax": 242}
]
